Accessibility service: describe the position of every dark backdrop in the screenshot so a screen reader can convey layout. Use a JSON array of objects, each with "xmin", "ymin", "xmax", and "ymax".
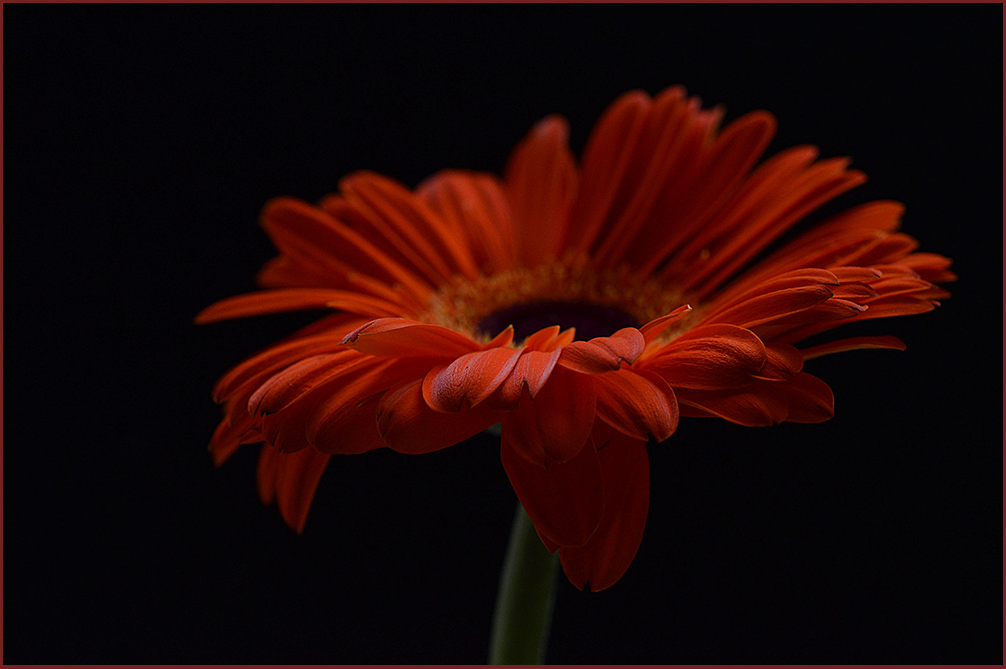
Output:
[{"xmin": 5, "ymin": 5, "xmax": 1001, "ymax": 665}]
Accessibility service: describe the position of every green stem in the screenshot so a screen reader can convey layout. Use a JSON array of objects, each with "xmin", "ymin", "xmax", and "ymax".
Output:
[{"xmin": 488, "ymin": 503, "xmax": 560, "ymax": 665}]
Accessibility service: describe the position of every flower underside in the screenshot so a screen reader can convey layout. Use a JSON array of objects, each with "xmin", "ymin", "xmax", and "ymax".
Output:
[{"xmin": 198, "ymin": 85, "xmax": 954, "ymax": 592}]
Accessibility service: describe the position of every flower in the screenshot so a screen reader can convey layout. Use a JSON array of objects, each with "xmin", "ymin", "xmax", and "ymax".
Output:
[{"xmin": 198, "ymin": 86, "xmax": 953, "ymax": 591}]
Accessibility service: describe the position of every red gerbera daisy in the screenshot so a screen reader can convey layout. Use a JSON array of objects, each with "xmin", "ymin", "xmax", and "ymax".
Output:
[{"xmin": 198, "ymin": 86, "xmax": 953, "ymax": 592}]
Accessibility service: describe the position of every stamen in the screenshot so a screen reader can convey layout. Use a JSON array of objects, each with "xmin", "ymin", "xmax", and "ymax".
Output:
[{"xmin": 417, "ymin": 254, "xmax": 690, "ymax": 342}]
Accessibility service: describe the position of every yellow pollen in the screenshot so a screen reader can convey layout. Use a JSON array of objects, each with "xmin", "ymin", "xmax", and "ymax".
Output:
[{"xmin": 416, "ymin": 254, "xmax": 692, "ymax": 341}]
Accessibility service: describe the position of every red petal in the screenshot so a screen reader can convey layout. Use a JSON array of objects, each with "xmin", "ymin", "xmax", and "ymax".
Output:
[
  {"xmin": 504, "ymin": 115, "xmax": 579, "ymax": 267},
  {"xmin": 492, "ymin": 348, "xmax": 562, "ymax": 408},
  {"xmin": 643, "ymin": 324, "xmax": 766, "ymax": 390},
  {"xmin": 255, "ymin": 445, "xmax": 332, "ymax": 534},
  {"xmin": 422, "ymin": 347, "xmax": 522, "ymax": 412},
  {"xmin": 560, "ymin": 423, "xmax": 650, "ymax": 591},
  {"xmin": 417, "ymin": 170, "xmax": 516, "ymax": 272},
  {"xmin": 195, "ymin": 289, "xmax": 401, "ymax": 324},
  {"xmin": 752, "ymin": 343, "xmax": 804, "ymax": 381},
  {"xmin": 800, "ymin": 335, "xmax": 906, "ymax": 361},
  {"xmin": 500, "ymin": 429, "xmax": 604, "ymax": 548},
  {"xmin": 704, "ymin": 285, "xmax": 835, "ymax": 329},
  {"xmin": 557, "ymin": 327, "xmax": 645, "ymax": 374},
  {"xmin": 306, "ymin": 359, "xmax": 429, "ymax": 453},
  {"xmin": 639, "ymin": 305, "xmax": 693, "ymax": 344},
  {"xmin": 377, "ymin": 379, "xmax": 500, "ymax": 454},
  {"xmin": 341, "ymin": 318, "xmax": 481, "ymax": 358},
  {"xmin": 500, "ymin": 366, "xmax": 597, "ymax": 465},
  {"xmin": 247, "ymin": 353, "xmax": 363, "ymax": 416},
  {"xmin": 775, "ymin": 373, "xmax": 834, "ymax": 423},
  {"xmin": 593, "ymin": 369, "xmax": 678, "ymax": 442}
]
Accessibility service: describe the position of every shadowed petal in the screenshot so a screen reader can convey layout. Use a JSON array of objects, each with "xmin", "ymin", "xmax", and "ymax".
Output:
[
  {"xmin": 644, "ymin": 324, "xmax": 766, "ymax": 390},
  {"xmin": 501, "ymin": 366, "xmax": 596, "ymax": 465},
  {"xmin": 558, "ymin": 327, "xmax": 645, "ymax": 374},
  {"xmin": 422, "ymin": 347, "xmax": 523, "ymax": 412},
  {"xmin": 560, "ymin": 422, "xmax": 650, "ymax": 591},
  {"xmin": 594, "ymin": 369, "xmax": 679, "ymax": 442},
  {"xmin": 377, "ymin": 380, "xmax": 501, "ymax": 454},
  {"xmin": 256, "ymin": 445, "xmax": 332, "ymax": 534},
  {"xmin": 501, "ymin": 429, "xmax": 603, "ymax": 548}
]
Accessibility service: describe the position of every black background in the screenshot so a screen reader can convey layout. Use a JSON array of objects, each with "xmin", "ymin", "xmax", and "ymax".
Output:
[{"xmin": 5, "ymin": 5, "xmax": 1002, "ymax": 665}]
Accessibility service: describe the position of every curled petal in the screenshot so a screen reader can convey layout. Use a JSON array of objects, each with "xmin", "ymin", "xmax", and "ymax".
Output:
[
  {"xmin": 752, "ymin": 343, "xmax": 804, "ymax": 381},
  {"xmin": 558, "ymin": 327, "xmax": 645, "ymax": 374},
  {"xmin": 501, "ymin": 429, "xmax": 603, "ymax": 548},
  {"xmin": 492, "ymin": 348, "xmax": 563, "ymax": 408},
  {"xmin": 377, "ymin": 380, "xmax": 501, "ymax": 454},
  {"xmin": 501, "ymin": 366, "xmax": 596, "ymax": 465},
  {"xmin": 560, "ymin": 423, "xmax": 650, "ymax": 591},
  {"xmin": 422, "ymin": 347, "xmax": 523, "ymax": 412},
  {"xmin": 644, "ymin": 324, "xmax": 766, "ymax": 390},
  {"xmin": 639, "ymin": 305, "xmax": 693, "ymax": 345},
  {"xmin": 594, "ymin": 369, "xmax": 678, "ymax": 442}
]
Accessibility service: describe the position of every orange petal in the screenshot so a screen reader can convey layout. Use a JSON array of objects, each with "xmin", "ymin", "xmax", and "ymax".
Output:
[
  {"xmin": 800, "ymin": 335, "xmax": 906, "ymax": 361},
  {"xmin": 593, "ymin": 369, "xmax": 678, "ymax": 442},
  {"xmin": 639, "ymin": 305, "xmax": 693, "ymax": 345},
  {"xmin": 492, "ymin": 348, "xmax": 563, "ymax": 408},
  {"xmin": 422, "ymin": 347, "xmax": 523, "ymax": 412},
  {"xmin": 247, "ymin": 353, "xmax": 365, "ymax": 416},
  {"xmin": 643, "ymin": 324, "xmax": 766, "ymax": 390},
  {"xmin": 752, "ymin": 343, "xmax": 804, "ymax": 382},
  {"xmin": 704, "ymin": 284, "xmax": 835, "ymax": 329},
  {"xmin": 557, "ymin": 327, "xmax": 645, "ymax": 374},
  {"xmin": 559, "ymin": 423, "xmax": 650, "ymax": 591},
  {"xmin": 305, "ymin": 359, "xmax": 429, "ymax": 452},
  {"xmin": 257, "ymin": 445, "xmax": 332, "ymax": 534},
  {"xmin": 417, "ymin": 170, "xmax": 516, "ymax": 272},
  {"xmin": 341, "ymin": 318, "xmax": 481, "ymax": 358},
  {"xmin": 500, "ymin": 366, "xmax": 596, "ymax": 465},
  {"xmin": 195, "ymin": 289, "xmax": 401, "ymax": 324},
  {"xmin": 773, "ymin": 373, "xmax": 834, "ymax": 423},
  {"xmin": 377, "ymin": 379, "xmax": 501, "ymax": 454},
  {"xmin": 504, "ymin": 115, "xmax": 579, "ymax": 267},
  {"xmin": 500, "ymin": 429, "xmax": 603, "ymax": 548},
  {"xmin": 566, "ymin": 90, "xmax": 651, "ymax": 253}
]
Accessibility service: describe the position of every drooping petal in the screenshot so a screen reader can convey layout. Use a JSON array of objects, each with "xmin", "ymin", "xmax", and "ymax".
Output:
[
  {"xmin": 504, "ymin": 115, "xmax": 579, "ymax": 267},
  {"xmin": 500, "ymin": 429, "xmax": 603, "ymax": 548},
  {"xmin": 772, "ymin": 372, "xmax": 834, "ymax": 423},
  {"xmin": 593, "ymin": 369, "xmax": 678, "ymax": 442},
  {"xmin": 422, "ymin": 347, "xmax": 523, "ymax": 412},
  {"xmin": 559, "ymin": 422, "xmax": 650, "ymax": 591},
  {"xmin": 557, "ymin": 327, "xmax": 645, "ymax": 374},
  {"xmin": 500, "ymin": 366, "xmax": 596, "ymax": 465},
  {"xmin": 256, "ymin": 445, "xmax": 332, "ymax": 534},
  {"xmin": 377, "ymin": 379, "xmax": 501, "ymax": 454}
]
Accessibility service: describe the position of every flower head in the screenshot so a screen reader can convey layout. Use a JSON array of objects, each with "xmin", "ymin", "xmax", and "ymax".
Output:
[{"xmin": 198, "ymin": 86, "xmax": 953, "ymax": 591}]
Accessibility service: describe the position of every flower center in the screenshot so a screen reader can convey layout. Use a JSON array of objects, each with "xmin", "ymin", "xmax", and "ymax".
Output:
[
  {"xmin": 477, "ymin": 300, "xmax": 640, "ymax": 342},
  {"xmin": 417, "ymin": 254, "xmax": 689, "ymax": 343}
]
